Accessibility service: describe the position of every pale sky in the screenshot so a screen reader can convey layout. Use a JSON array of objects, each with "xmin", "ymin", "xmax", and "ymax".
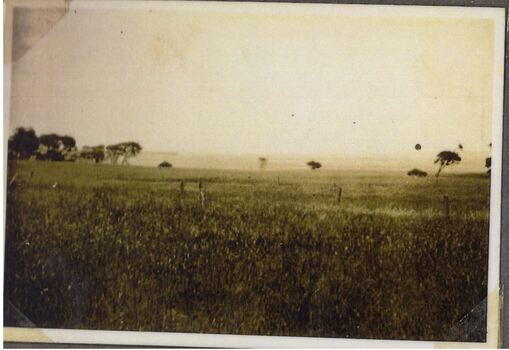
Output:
[{"xmin": 7, "ymin": 1, "xmax": 499, "ymax": 171}]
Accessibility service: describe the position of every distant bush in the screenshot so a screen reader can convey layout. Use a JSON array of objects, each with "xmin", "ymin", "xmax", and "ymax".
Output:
[
  {"xmin": 158, "ymin": 161, "xmax": 172, "ymax": 168},
  {"xmin": 306, "ymin": 161, "xmax": 322, "ymax": 170},
  {"xmin": 407, "ymin": 168, "xmax": 428, "ymax": 177}
]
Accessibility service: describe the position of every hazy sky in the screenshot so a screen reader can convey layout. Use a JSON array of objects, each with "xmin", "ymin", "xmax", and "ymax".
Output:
[{"xmin": 7, "ymin": 1, "xmax": 499, "ymax": 170}]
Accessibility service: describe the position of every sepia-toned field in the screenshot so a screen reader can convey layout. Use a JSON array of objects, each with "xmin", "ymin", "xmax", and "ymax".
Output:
[{"xmin": 4, "ymin": 160, "xmax": 490, "ymax": 341}]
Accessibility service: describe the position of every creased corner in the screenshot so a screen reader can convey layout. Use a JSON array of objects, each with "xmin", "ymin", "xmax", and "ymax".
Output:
[
  {"xmin": 434, "ymin": 289, "xmax": 500, "ymax": 348},
  {"xmin": 4, "ymin": 327, "xmax": 54, "ymax": 344},
  {"xmin": 4, "ymin": 0, "xmax": 71, "ymax": 64}
]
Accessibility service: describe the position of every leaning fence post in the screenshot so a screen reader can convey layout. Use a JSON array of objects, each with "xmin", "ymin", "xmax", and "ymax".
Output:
[
  {"xmin": 8, "ymin": 173, "xmax": 18, "ymax": 187},
  {"xmin": 337, "ymin": 187, "xmax": 342, "ymax": 204},
  {"xmin": 443, "ymin": 195, "xmax": 450, "ymax": 218}
]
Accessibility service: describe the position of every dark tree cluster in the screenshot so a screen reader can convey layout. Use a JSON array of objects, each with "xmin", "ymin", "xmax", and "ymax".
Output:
[
  {"xmin": 80, "ymin": 145, "xmax": 106, "ymax": 163},
  {"xmin": 7, "ymin": 127, "xmax": 39, "ymax": 160},
  {"xmin": 37, "ymin": 133, "xmax": 78, "ymax": 161},
  {"xmin": 7, "ymin": 127, "xmax": 142, "ymax": 165},
  {"xmin": 8, "ymin": 127, "xmax": 77, "ymax": 161}
]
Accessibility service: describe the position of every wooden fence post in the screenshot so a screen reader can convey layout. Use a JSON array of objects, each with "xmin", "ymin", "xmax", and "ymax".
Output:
[
  {"xmin": 199, "ymin": 179, "xmax": 206, "ymax": 207},
  {"xmin": 443, "ymin": 195, "xmax": 450, "ymax": 218},
  {"xmin": 180, "ymin": 179, "xmax": 185, "ymax": 194},
  {"xmin": 337, "ymin": 187, "xmax": 342, "ymax": 204}
]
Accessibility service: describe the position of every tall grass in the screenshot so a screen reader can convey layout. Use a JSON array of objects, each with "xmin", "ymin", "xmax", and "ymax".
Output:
[{"xmin": 4, "ymin": 161, "xmax": 489, "ymax": 341}]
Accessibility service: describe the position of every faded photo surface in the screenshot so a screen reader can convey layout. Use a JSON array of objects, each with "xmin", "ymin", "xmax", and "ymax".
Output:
[{"xmin": 3, "ymin": 0, "xmax": 504, "ymax": 344}]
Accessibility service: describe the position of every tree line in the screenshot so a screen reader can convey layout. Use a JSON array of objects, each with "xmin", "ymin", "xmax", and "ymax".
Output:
[
  {"xmin": 9, "ymin": 127, "xmax": 492, "ymax": 175},
  {"xmin": 7, "ymin": 127, "xmax": 142, "ymax": 165}
]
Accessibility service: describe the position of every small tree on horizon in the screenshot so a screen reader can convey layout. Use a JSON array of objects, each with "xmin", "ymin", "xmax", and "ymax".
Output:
[
  {"xmin": 258, "ymin": 157, "xmax": 268, "ymax": 170},
  {"xmin": 434, "ymin": 151, "xmax": 461, "ymax": 178},
  {"xmin": 307, "ymin": 161, "xmax": 322, "ymax": 170},
  {"xmin": 486, "ymin": 142, "xmax": 492, "ymax": 175},
  {"xmin": 106, "ymin": 142, "xmax": 142, "ymax": 165}
]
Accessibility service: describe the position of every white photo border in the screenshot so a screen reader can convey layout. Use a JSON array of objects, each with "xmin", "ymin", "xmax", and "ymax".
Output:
[{"xmin": 2, "ymin": 0, "xmax": 506, "ymax": 347}]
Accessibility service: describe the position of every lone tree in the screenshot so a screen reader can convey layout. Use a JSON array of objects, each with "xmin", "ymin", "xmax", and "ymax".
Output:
[
  {"xmin": 258, "ymin": 157, "xmax": 268, "ymax": 170},
  {"xmin": 8, "ymin": 127, "xmax": 39, "ymax": 159},
  {"xmin": 307, "ymin": 160, "xmax": 322, "ymax": 170},
  {"xmin": 434, "ymin": 151, "xmax": 461, "ymax": 178},
  {"xmin": 106, "ymin": 142, "xmax": 142, "ymax": 165}
]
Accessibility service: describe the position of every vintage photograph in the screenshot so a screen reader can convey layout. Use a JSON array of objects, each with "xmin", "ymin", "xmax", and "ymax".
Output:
[{"xmin": 3, "ymin": 0, "xmax": 505, "ymax": 346}]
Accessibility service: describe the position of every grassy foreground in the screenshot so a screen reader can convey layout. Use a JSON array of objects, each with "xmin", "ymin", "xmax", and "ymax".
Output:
[{"xmin": 4, "ymin": 160, "xmax": 490, "ymax": 341}]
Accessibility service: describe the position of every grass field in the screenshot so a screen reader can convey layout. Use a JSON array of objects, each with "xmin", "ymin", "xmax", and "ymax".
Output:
[{"xmin": 4, "ymin": 160, "xmax": 490, "ymax": 341}]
